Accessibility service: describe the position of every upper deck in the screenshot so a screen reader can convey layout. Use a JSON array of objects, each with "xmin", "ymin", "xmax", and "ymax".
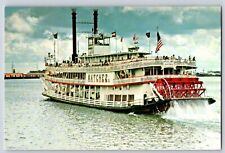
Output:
[
  {"xmin": 46, "ymin": 54, "xmax": 196, "ymax": 73},
  {"xmin": 45, "ymin": 9, "xmax": 196, "ymax": 78}
]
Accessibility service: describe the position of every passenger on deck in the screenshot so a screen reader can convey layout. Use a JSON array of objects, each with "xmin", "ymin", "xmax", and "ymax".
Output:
[
  {"xmin": 172, "ymin": 54, "xmax": 175, "ymax": 60},
  {"xmin": 178, "ymin": 56, "xmax": 181, "ymax": 61}
]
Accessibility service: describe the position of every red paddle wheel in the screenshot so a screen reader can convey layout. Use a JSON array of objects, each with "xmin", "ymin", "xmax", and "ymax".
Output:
[{"xmin": 154, "ymin": 77, "xmax": 206, "ymax": 100}]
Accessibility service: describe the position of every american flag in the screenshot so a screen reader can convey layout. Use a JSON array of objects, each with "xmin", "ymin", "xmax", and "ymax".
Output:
[{"xmin": 155, "ymin": 32, "xmax": 163, "ymax": 53}]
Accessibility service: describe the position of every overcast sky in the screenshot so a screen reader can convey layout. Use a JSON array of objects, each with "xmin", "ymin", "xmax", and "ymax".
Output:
[{"xmin": 5, "ymin": 6, "xmax": 221, "ymax": 73}]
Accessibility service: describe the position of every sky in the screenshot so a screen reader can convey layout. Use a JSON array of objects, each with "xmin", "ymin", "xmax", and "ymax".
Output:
[{"xmin": 5, "ymin": 6, "xmax": 221, "ymax": 73}]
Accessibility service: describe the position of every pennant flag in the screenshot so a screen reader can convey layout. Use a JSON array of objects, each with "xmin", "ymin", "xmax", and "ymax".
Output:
[
  {"xmin": 146, "ymin": 32, "xmax": 150, "ymax": 38},
  {"xmin": 112, "ymin": 32, "xmax": 116, "ymax": 37},
  {"xmin": 53, "ymin": 33, "xmax": 58, "ymax": 39},
  {"xmin": 155, "ymin": 32, "xmax": 163, "ymax": 53}
]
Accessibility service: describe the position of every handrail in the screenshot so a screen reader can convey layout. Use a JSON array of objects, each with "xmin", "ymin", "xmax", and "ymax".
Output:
[
  {"xmin": 44, "ymin": 90, "xmax": 144, "ymax": 107},
  {"xmin": 45, "ymin": 74, "xmax": 196, "ymax": 86},
  {"xmin": 45, "ymin": 76, "xmax": 86, "ymax": 84},
  {"xmin": 47, "ymin": 58, "xmax": 196, "ymax": 73},
  {"xmin": 113, "ymin": 75, "xmax": 196, "ymax": 84}
]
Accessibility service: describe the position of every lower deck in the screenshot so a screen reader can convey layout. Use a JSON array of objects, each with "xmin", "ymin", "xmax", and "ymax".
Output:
[
  {"xmin": 42, "ymin": 89, "xmax": 141, "ymax": 109},
  {"xmin": 42, "ymin": 89, "xmax": 171, "ymax": 114},
  {"xmin": 41, "ymin": 74, "xmax": 215, "ymax": 114},
  {"xmin": 42, "ymin": 78, "xmax": 157, "ymax": 109}
]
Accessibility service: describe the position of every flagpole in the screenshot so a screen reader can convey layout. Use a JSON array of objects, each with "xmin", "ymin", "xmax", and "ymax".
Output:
[
  {"xmin": 121, "ymin": 37, "xmax": 123, "ymax": 53},
  {"xmin": 54, "ymin": 38, "xmax": 56, "ymax": 63},
  {"xmin": 122, "ymin": 40, "xmax": 123, "ymax": 52},
  {"xmin": 149, "ymin": 37, "xmax": 151, "ymax": 54},
  {"xmin": 156, "ymin": 26, "xmax": 158, "ymax": 56},
  {"xmin": 116, "ymin": 37, "xmax": 117, "ymax": 53},
  {"xmin": 78, "ymin": 40, "xmax": 79, "ymax": 56},
  {"xmin": 57, "ymin": 37, "xmax": 59, "ymax": 63}
]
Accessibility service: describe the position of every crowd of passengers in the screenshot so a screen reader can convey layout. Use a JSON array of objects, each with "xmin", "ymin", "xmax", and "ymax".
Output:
[
  {"xmin": 155, "ymin": 54, "xmax": 195, "ymax": 61},
  {"xmin": 47, "ymin": 54, "xmax": 195, "ymax": 68}
]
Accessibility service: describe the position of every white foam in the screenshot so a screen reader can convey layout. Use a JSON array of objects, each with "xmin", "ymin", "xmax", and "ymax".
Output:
[
  {"xmin": 162, "ymin": 100, "xmax": 220, "ymax": 122},
  {"xmin": 128, "ymin": 112, "xmax": 138, "ymax": 116}
]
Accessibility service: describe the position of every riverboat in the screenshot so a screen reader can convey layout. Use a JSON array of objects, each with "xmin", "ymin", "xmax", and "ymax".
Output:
[{"xmin": 42, "ymin": 9, "xmax": 215, "ymax": 114}]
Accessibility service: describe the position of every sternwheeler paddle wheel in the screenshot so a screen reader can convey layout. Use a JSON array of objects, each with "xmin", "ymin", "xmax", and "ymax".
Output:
[{"xmin": 152, "ymin": 77, "xmax": 216, "ymax": 113}]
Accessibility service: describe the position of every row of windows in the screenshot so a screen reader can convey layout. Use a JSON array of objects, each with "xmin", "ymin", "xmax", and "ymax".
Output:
[
  {"xmin": 144, "ymin": 67, "xmax": 181, "ymax": 75},
  {"xmin": 50, "ymin": 72, "xmax": 86, "ymax": 80},
  {"xmin": 107, "ymin": 94, "xmax": 134, "ymax": 102}
]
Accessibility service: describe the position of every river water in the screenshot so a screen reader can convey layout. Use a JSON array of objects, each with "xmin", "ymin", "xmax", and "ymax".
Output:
[{"xmin": 4, "ymin": 77, "xmax": 221, "ymax": 150}]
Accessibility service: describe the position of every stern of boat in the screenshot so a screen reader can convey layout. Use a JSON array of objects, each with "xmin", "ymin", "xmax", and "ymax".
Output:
[
  {"xmin": 142, "ymin": 77, "xmax": 216, "ymax": 114},
  {"xmin": 153, "ymin": 77, "xmax": 216, "ymax": 104}
]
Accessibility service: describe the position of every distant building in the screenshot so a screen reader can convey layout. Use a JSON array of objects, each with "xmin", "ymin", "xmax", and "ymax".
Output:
[
  {"xmin": 208, "ymin": 71, "xmax": 221, "ymax": 76},
  {"xmin": 196, "ymin": 70, "xmax": 221, "ymax": 77},
  {"xmin": 4, "ymin": 73, "xmax": 25, "ymax": 79}
]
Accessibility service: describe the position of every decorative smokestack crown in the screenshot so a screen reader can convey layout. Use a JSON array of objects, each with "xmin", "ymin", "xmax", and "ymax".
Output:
[{"xmin": 93, "ymin": 9, "xmax": 98, "ymax": 34}]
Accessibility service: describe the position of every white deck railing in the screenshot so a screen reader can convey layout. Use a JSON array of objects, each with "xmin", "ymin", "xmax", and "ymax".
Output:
[
  {"xmin": 44, "ymin": 75, "xmax": 196, "ymax": 86},
  {"xmin": 47, "ymin": 58, "xmax": 196, "ymax": 73},
  {"xmin": 45, "ymin": 75, "xmax": 86, "ymax": 84},
  {"xmin": 44, "ymin": 90, "xmax": 143, "ymax": 108},
  {"xmin": 113, "ymin": 75, "xmax": 196, "ymax": 84}
]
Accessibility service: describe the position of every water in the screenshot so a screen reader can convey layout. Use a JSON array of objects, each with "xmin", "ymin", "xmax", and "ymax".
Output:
[{"xmin": 4, "ymin": 77, "xmax": 221, "ymax": 150}]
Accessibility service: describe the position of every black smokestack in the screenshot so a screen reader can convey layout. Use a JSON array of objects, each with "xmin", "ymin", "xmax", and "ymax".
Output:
[
  {"xmin": 72, "ymin": 9, "xmax": 78, "ymax": 63},
  {"xmin": 93, "ymin": 10, "xmax": 98, "ymax": 34}
]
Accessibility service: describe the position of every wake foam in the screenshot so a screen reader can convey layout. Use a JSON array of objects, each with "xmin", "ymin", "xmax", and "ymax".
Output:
[{"xmin": 162, "ymin": 100, "xmax": 220, "ymax": 122}]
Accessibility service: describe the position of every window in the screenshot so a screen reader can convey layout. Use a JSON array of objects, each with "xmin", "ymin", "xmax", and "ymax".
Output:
[
  {"xmin": 122, "ymin": 95, "xmax": 127, "ymax": 101},
  {"xmin": 115, "ymin": 95, "xmax": 121, "ymax": 101},
  {"xmin": 88, "ymin": 38, "xmax": 93, "ymax": 46},
  {"xmin": 128, "ymin": 95, "xmax": 134, "ymax": 102},
  {"xmin": 108, "ymin": 95, "xmax": 114, "ymax": 101},
  {"xmin": 96, "ymin": 92, "xmax": 100, "ymax": 99},
  {"xmin": 145, "ymin": 68, "xmax": 150, "ymax": 76}
]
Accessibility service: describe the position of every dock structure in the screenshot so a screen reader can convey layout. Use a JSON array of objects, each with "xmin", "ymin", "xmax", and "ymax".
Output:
[{"xmin": 4, "ymin": 70, "xmax": 45, "ymax": 79}]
